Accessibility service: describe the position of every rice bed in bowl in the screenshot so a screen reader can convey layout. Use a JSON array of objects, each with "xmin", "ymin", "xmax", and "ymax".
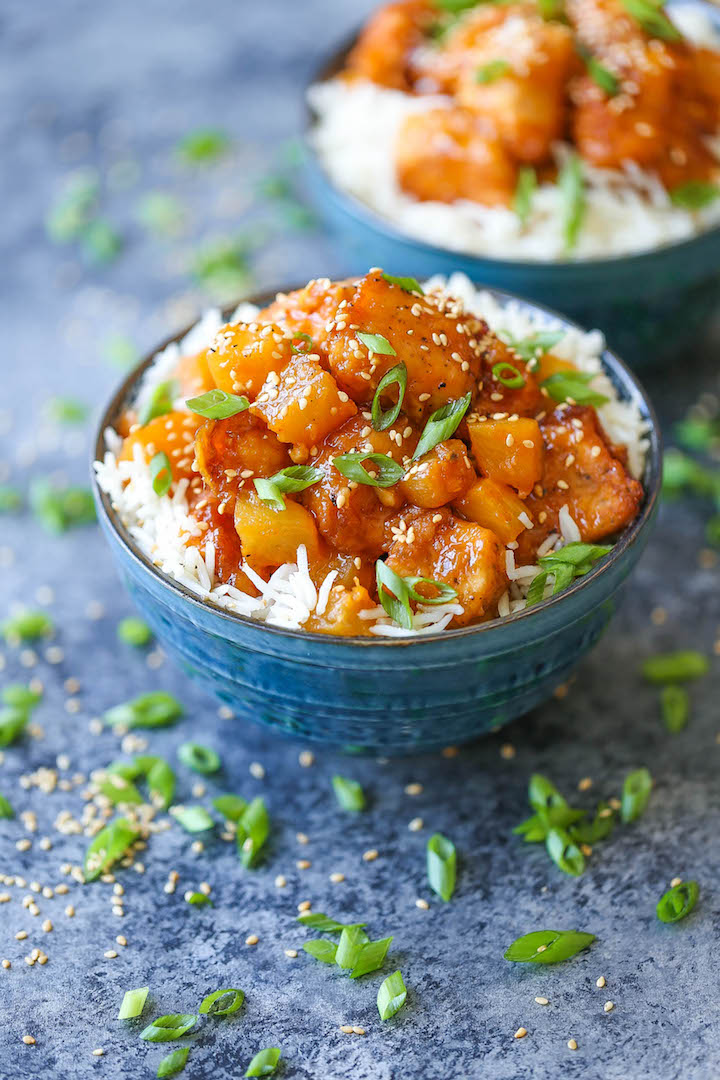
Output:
[{"xmin": 94, "ymin": 272, "xmax": 648, "ymax": 639}]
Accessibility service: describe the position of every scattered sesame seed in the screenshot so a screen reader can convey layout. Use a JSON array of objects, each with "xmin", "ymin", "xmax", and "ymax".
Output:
[
  {"xmin": 22, "ymin": 1035, "xmax": 36, "ymax": 1045},
  {"xmin": 514, "ymin": 1027, "xmax": 528, "ymax": 1039},
  {"xmin": 284, "ymin": 949, "xmax": 298, "ymax": 958},
  {"xmin": 362, "ymin": 850, "xmax": 379, "ymax": 862},
  {"xmin": 535, "ymin": 997, "xmax": 549, "ymax": 1005},
  {"xmin": 298, "ymin": 751, "xmax": 314, "ymax": 768},
  {"xmin": 405, "ymin": 782, "xmax": 423, "ymax": 796},
  {"xmin": 104, "ymin": 950, "xmax": 118, "ymax": 959},
  {"xmin": 596, "ymin": 976, "xmax": 606, "ymax": 988},
  {"xmin": 249, "ymin": 762, "xmax": 265, "ymax": 780},
  {"xmin": 245, "ymin": 934, "xmax": 259, "ymax": 946},
  {"xmin": 296, "ymin": 860, "xmax": 311, "ymax": 870},
  {"xmin": 670, "ymin": 876, "xmax": 682, "ymax": 888},
  {"xmin": 604, "ymin": 1001, "xmax": 614, "ymax": 1012},
  {"xmin": 41, "ymin": 919, "xmax": 52, "ymax": 933},
  {"xmin": 500, "ymin": 743, "xmax": 516, "ymax": 760},
  {"xmin": 415, "ymin": 898, "xmax": 430, "ymax": 910},
  {"xmin": 329, "ymin": 872, "xmax": 345, "ymax": 883},
  {"xmin": 15, "ymin": 931, "xmax": 28, "ymax": 941},
  {"xmin": 353, "ymin": 1026, "xmax": 366, "ymax": 1036},
  {"xmin": 577, "ymin": 777, "xmax": 592, "ymax": 792},
  {"xmin": 340, "ymin": 1025, "xmax": 354, "ymax": 1034},
  {"xmin": 65, "ymin": 905, "xmax": 75, "ymax": 918},
  {"xmin": 408, "ymin": 817, "xmax": 424, "ymax": 832},
  {"xmin": 116, "ymin": 936, "xmax": 127, "ymax": 947},
  {"xmin": 441, "ymin": 746, "xmax": 459, "ymax": 758},
  {"xmin": 92, "ymin": 1049, "xmax": 104, "ymax": 1057},
  {"xmin": 297, "ymin": 901, "xmax": 312, "ymax": 912},
  {"xmin": 2, "ymin": 960, "xmax": 9, "ymax": 969},
  {"xmin": 568, "ymin": 1039, "xmax": 578, "ymax": 1050},
  {"xmin": 274, "ymin": 875, "xmax": 287, "ymax": 888}
]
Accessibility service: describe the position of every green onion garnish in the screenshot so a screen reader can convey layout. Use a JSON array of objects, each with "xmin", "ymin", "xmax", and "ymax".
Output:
[
  {"xmin": 212, "ymin": 794, "xmax": 248, "ymax": 822},
  {"xmin": 377, "ymin": 970, "xmax": 408, "ymax": 1020},
  {"xmin": 157, "ymin": 1047, "xmax": 190, "ymax": 1078},
  {"xmin": 513, "ymin": 167, "xmax": 537, "ymax": 227},
  {"xmin": 529, "ymin": 772, "xmax": 566, "ymax": 811},
  {"xmin": 537, "ymin": 0, "xmax": 565, "ymax": 18},
  {"xmin": 526, "ymin": 541, "xmax": 613, "ymax": 606},
  {"xmin": 171, "ymin": 806, "xmax": 215, "ymax": 834},
  {"xmin": 140, "ymin": 380, "xmax": 177, "ymax": 426},
  {"xmin": 297, "ymin": 913, "xmax": 367, "ymax": 933},
  {"xmin": 140, "ymin": 1014, "xmax": 198, "ymax": 1042},
  {"xmin": 290, "ymin": 332, "xmax": 315, "ymax": 354},
  {"xmin": 150, "ymin": 451, "xmax": 173, "ymax": 496},
  {"xmin": 669, "ymin": 181, "xmax": 719, "ymax": 210},
  {"xmin": 118, "ymin": 986, "xmax": 150, "ymax": 1020},
  {"xmin": 427, "ymin": 832, "xmax": 457, "ymax": 901},
  {"xmin": 302, "ymin": 939, "xmax": 339, "ymax": 964},
  {"xmin": 412, "ymin": 393, "xmax": 472, "ymax": 461},
  {"xmin": 491, "ymin": 361, "xmax": 525, "ymax": 389},
  {"xmin": 546, "ymin": 826, "xmax": 585, "ymax": 876},
  {"xmin": 332, "ymin": 452, "xmax": 404, "ymax": 488},
  {"xmin": 660, "ymin": 685, "xmax": 689, "ymax": 733},
  {"xmin": 236, "ymin": 796, "xmax": 270, "ymax": 867},
  {"xmin": 621, "ymin": 0, "xmax": 681, "ymax": 40},
  {"xmin": 185, "ymin": 389, "xmax": 250, "ymax": 419},
  {"xmin": 104, "ymin": 691, "xmax": 183, "ymax": 729},
  {"xmin": 177, "ymin": 128, "xmax": 229, "ymax": 164},
  {"xmin": 137, "ymin": 192, "xmax": 185, "ymax": 239},
  {"xmin": 540, "ymin": 370, "xmax": 609, "ymax": 406},
  {"xmin": 105, "ymin": 334, "xmax": 139, "ymax": 370},
  {"xmin": 47, "ymin": 396, "xmax": 88, "ymax": 425},
  {"xmin": 2, "ymin": 683, "xmax": 42, "ymax": 709},
  {"xmin": 117, "ymin": 617, "xmax": 152, "ymax": 647},
  {"xmin": 0, "ymin": 486, "xmax": 22, "ymax": 513},
  {"xmin": 177, "ymin": 742, "xmax": 221, "ymax": 775},
  {"xmin": 376, "ymin": 561, "xmax": 457, "ymax": 629},
  {"xmin": 578, "ymin": 45, "xmax": 620, "ymax": 96},
  {"xmin": 349, "ymin": 935, "xmax": 393, "ymax": 979},
  {"xmin": 245, "ymin": 1048, "xmax": 281, "ymax": 1077},
  {"xmin": 199, "ymin": 988, "xmax": 245, "ymax": 1016},
  {"xmin": 0, "ymin": 709, "xmax": 29, "ymax": 748},
  {"xmin": 504, "ymin": 329, "xmax": 564, "ymax": 363},
  {"xmin": 81, "ymin": 219, "xmax": 123, "ymax": 265},
  {"xmin": 253, "ymin": 465, "xmax": 323, "ymax": 511},
  {"xmin": 641, "ymin": 650, "xmax": 709, "ymax": 684},
  {"xmin": 504, "ymin": 929, "xmax": 596, "ymax": 963},
  {"xmin": 371, "ymin": 362, "xmax": 408, "ymax": 431},
  {"xmin": 110, "ymin": 756, "xmax": 175, "ymax": 809},
  {"xmin": 0, "ymin": 793, "xmax": 14, "ymax": 818},
  {"xmin": 381, "ymin": 273, "xmax": 424, "ymax": 294},
  {"xmin": 96, "ymin": 768, "xmax": 143, "ymax": 807},
  {"xmin": 620, "ymin": 767, "xmax": 652, "ymax": 824},
  {"xmin": 336, "ymin": 926, "xmax": 370, "ymax": 969},
  {"xmin": 332, "ymin": 775, "xmax": 366, "ymax": 811},
  {"xmin": 1, "ymin": 610, "xmax": 53, "ymax": 643},
  {"xmin": 357, "ymin": 331, "xmax": 396, "ymax": 356},
  {"xmin": 558, "ymin": 151, "xmax": 585, "ymax": 252},
  {"xmin": 569, "ymin": 802, "xmax": 616, "ymax": 845},
  {"xmin": 656, "ymin": 880, "xmax": 699, "ymax": 924},
  {"xmin": 30, "ymin": 480, "xmax": 96, "ymax": 533},
  {"xmin": 475, "ymin": 59, "xmax": 510, "ymax": 83},
  {"xmin": 84, "ymin": 817, "xmax": 140, "ymax": 881},
  {"xmin": 185, "ymin": 891, "xmax": 213, "ymax": 906}
]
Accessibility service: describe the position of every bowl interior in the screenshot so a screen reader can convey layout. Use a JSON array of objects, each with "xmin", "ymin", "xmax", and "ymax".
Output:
[{"xmin": 93, "ymin": 285, "xmax": 662, "ymax": 647}]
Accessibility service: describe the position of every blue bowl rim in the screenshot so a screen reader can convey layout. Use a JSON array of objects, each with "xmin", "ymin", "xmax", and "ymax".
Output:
[
  {"xmin": 303, "ymin": 0, "xmax": 720, "ymax": 271},
  {"xmin": 91, "ymin": 282, "xmax": 662, "ymax": 648}
]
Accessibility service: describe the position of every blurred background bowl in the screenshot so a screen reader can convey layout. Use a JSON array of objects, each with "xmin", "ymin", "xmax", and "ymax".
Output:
[
  {"xmin": 303, "ymin": 0, "xmax": 720, "ymax": 367},
  {"xmin": 92, "ymin": 286, "xmax": 661, "ymax": 755}
]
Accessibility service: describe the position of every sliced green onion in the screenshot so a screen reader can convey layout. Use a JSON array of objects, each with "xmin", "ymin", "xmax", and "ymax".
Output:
[
  {"xmin": 171, "ymin": 805, "xmax": 215, "ymax": 834},
  {"xmin": 546, "ymin": 826, "xmax": 585, "ymax": 876},
  {"xmin": 427, "ymin": 832, "xmax": 457, "ymax": 901},
  {"xmin": 514, "ymin": 807, "xmax": 585, "ymax": 843},
  {"xmin": 357, "ymin": 331, "xmax": 396, "ymax": 356},
  {"xmin": 350, "ymin": 935, "xmax": 393, "ymax": 979},
  {"xmin": 0, "ymin": 793, "xmax": 14, "ymax": 818},
  {"xmin": 492, "ymin": 361, "xmax": 525, "ymax": 389},
  {"xmin": 0, "ymin": 486, "xmax": 22, "ymax": 513},
  {"xmin": 412, "ymin": 393, "xmax": 472, "ymax": 461},
  {"xmin": 540, "ymin": 370, "xmax": 609, "ymax": 406},
  {"xmin": 621, "ymin": 0, "xmax": 681, "ymax": 40},
  {"xmin": 371, "ymin": 362, "xmax": 408, "ymax": 431},
  {"xmin": 245, "ymin": 1048, "xmax": 281, "ymax": 1077},
  {"xmin": 568, "ymin": 802, "xmax": 615, "ymax": 845},
  {"xmin": 253, "ymin": 465, "xmax": 323, "ymax": 511},
  {"xmin": 656, "ymin": 880, "xmax": 699, "ymax": 924},
  {"xmin": 137, "ymin": 192, "xmax": 185, "ymax": 238},
  {"xmin": 117, "ymin": 985, "xmax": 150, "ymax": 1020},
  {"xmin": 177, "ymin": 742, "xmax": 221, "ymax": 775},
  {"xmin": 185, "ymin": 389, "xmax": 249, "ymax": 419},
  {"xmin": 660, "ymin": 685, "xmax": 689, "ymax": 733},
  {"xmin": 151, "ymin": 452, "xmax": 173, "ymax": 496},
  {"xmin": 621, "ymin": 767, "xmax": 652, "ymax": 823},
  {"xmin": 84, "ymin": 817, "xmax": 140, "ymax": 881},
  {"xmin": 381, "ymin": 273, "xmax": 424, "ymax": 294},
  {"xmin": 236, "ymin": 796, "xmax": 269, "ymax": 867},
  {"xmin": 2, "ymin": 683, "xmax": 42, "ymax": 710},
  {"xmin": 199, "ymin": 988, "xmax": 245, "ymax": 1016},
  {"xmin": 157, "ymin": 1047, "xmax": 190, "ymax": 1078},
  {"xmin": 29, "ymin": 480, "xmax": 96, "ymax": 533},
  {"xmin": 475, "ymin": 59, "xmax": 510, "ymax": 83},
  {"xmin": 526, "ymin": 541, "xmax": 613, "ymax": 606},
  {"xmin": 185, "ymin": 891, "xmax": 213, "ymax": 906},
  {"xmin": 297, "ymin": 913, "xmax": 366, "ymax": 933},
  {"xmin": 140, "ymin": 1014, "xmax": 198, "ymax": 1042},
  {"xmin": 578, "ymin": 45, "xmax": 619, "ymax": 95},
  {"xmin": 332, "ymin": 775, "xmax": 366, "ymax": 811},
  {"xmin": 104, "ymin": 691, "xmax": 183, "ymax": 729},
  {"xmin": 81, "ymin": 219, "xmax": 123, "ymax": 265},
  {"xmin": 504, "ymin": 329, "xmax": 564, "ymax": 363},
  {"xmin": 212, "ymin": 794, "xmax": 248, "ymax": 822},
  {"xmin": 558, "ymin": 151, "xmax": 585, "ymax": 252},
  {"xmin": 117, "ymin": 617, "xmax": 152, "ymax": 647},
  {"xmin": 504, "ymin": 929, "xmax": 596, "ymax": 963},
  {"xmin": 669, "ymin": 181, "xmax": 719, "ymax": 210},
  {"xmin": 302, "ymin": 939, "xmax": 339, "ymax": 964},
  {"xmin": 105, "ymin": 334, "xmax": 139, "ymax": 370},
  {"xmin": 513, "ymin": 167, "xmax": 537, "ymax": 227},
  {"xmin": 528, "ymin": 773, "xmax": 567, "ymax": 812},
  {"xmin": 332, "ymin": 452, "xmax": 404, "ymax": 489},
  {"xmin": 290, "ymin": 332, "xmax": 315, "ymax": 354},
  {"xmin": 177, "ymin": 128, "xmax": 229, "ymax": 164},
  {"xmin": 2, "ymin": 610, "xmax": 54, "ymax": 642},
  {"xmin": 537, "ymin": 0, "xmax": 565, "ymax": 18},
  {"xmin": 96, "ymin": 769, "xmax": 143, "ymax": 807},
  {"xmin": 376, "ymin": 561, "xmax": 457, "ymax": 629},
  {"xmin": 144, "ymin": 758, "xmax": 176, "ymax": 809},
  {"xmin": 0, "ymin": 709, "xmax": 28, "ymax": 748},
  {"xmin": 47, "ymin": 396, "xmax": 89, "ymax": 425},
  {"xmin": 140, "ymin": 380, "xmax": 177, "ymax": 426},
  {"xmin": 377, "ymin": 970, "xmax": 408, "ymax": 1020},
  {"xmin": 336, "ymin": 925, "xmax": 370, "ymax": 969},
  {"xmin": 642, "ymin": 650, "xmax": 708, "ymax": 684}
]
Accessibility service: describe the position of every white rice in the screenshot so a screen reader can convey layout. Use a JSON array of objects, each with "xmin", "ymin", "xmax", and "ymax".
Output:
[
  {"xmin": 94, "ymin": 276, "xmax": 649, "ymax": 635},
  {"xmin": 308, "ymin": 3, "xmax": 720, "ymax": 261}
]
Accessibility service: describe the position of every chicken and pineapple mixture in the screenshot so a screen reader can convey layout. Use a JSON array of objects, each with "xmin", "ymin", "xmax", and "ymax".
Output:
[
  {"xmin": 115, "ymin": 272, "xmax": 643, "ymax": 635},
  {"xmin": 342, "ymin": 0, "xmax": 720, "ymax": 209}
]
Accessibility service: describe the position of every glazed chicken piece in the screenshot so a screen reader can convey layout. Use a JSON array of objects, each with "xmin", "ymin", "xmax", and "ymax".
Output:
[
  {"xmin": 436, "ymin": 4, "xmax": 576, "ymax": 164},
  {"xmin": 193, "ymin": 410, "xmax": 290, "ymax": 508},
  {"xmin": 473, "ymin": 334, "xmax": 545, "ymax": 418},
  {"xmin": 324, "ymin": 271, "xmax": 486, "ymax": 420},
  {"xmin": 119, "ymin": 411, "xmax": 201, "ymax": 486},
  {"xmin": 396, "ymin": 107, "xmax": 516, "ymax": 207},
  {"xmin": 344, "ymin": 0, "xmax": 435, "ymax": 90},
  {"xmin": 205, "ymin": 322, "xmax": 293, "ymax": 400},
  {"xmin": 256, "ymin": 279, "xmax": 356, "ymax": 351},
  {"xmin": 514, "ymin": 404, "xmax": 643, "ymax": 563},
  {"xmin": 304, "ymin": 583, "xmax": 375, "ymax": 636},
  {"xmin": 384, "ymin": 507, "xmax": 507, "ymax": 626}
]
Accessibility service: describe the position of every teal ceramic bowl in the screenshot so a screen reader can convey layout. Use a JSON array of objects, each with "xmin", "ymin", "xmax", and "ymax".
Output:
[
  {"xmin": 303, "ymin": 1, "xmax": 720, "ymax": 365},
  {"xmin": 92, "ymin": 287, "xmax": 661, "ymax": 755}
]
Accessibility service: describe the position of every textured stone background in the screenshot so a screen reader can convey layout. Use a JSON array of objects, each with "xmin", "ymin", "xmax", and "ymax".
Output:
[{"xmin": 1, "ymin": 1, "xmax": 719, "ymax": 1078}]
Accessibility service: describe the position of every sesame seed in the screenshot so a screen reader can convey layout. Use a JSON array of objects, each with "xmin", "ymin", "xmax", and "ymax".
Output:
[
  {"xmin": 2, "ymin": 959, "xmax": 9, "ymax": 969},
  {"xmin": 535, "ymin": 997, "xmax": 549, "ymax": 1005},
  {"xmin": 604, "ymin": 1001, "xmax": 614, "ymax": 1012},
  {"xmin": 297, "ymin": 900, "xmax": 312, "ymax": 912},
  {"xmin": 340, "ymin": 1025, "xmax": 353, "ymax": 1034},
  {"xmin": 408, "ymin": 817, "xmax": 423, "ymax": 832},
  {"xmin": 104, "ymin": 950, "xmax": 118, "ymax": 959},
  {"xmin": 536, "ymin": 945, "xmax": 547, "ymax": 953},
  {"xmin": 15, "ymin": 931, "xmax": 28, "ymax": 941},
  {"xmin": 22, "ymin": 1035, "xmax": 36, "ymax": 1045},
  {"xmin": 298, "ymin": 751, "xmax": 314, "ymax": 768},
  {"xmin": 41, "ymin": 919, "xmax": 52, "ymax": 933},
  {"xmin": 65, "ymin": 905, "xmax": 75, "ymax": 917},
  {"xmin": 329, "ymin": 872, "xmax": 345, "ymax": 883},
  {"xmin": 405, "ymin": 782, "xmax": 423, "ymax": 796},
  {"xmin": 567, "ymin": 1039, "xmax": 578, "ymax": 1050},
  {"xmin": 362, "ymin": 849, "xmax": 379, "ymax": 862},
  {"xmin": 245, "ymin": 934, "xmax": 259, "ymax": 946},
  {"xmin": 596, "ymin": 976, "xmax": 606, "ymax": 988},
  {"xmin": 116, "ymin": 936, "xmax": 127, "ymax": 947},
  {"xmin": 670, "ymin": 876, "xmax": 682, "ymax": 888},
  {"xmin": 514, "ymin": 1027, "xmax": 528, "ymax": 1039},
  {"xmin": 296, "ymin": 832, "xmax": 309, "ymax": 845},
  {"xmin": 296, "ymin": 860, "xmax": 311, "ymax": 870},
  {"xmin": 353, "ymin": 1026, "xmax": 366, "ymax": 1036},
  {"xmin": 500, "ymin": 743, "xmax": 516, "ymax": 760},
  {"xmin": 415, "ymin": 898, "xmax": 429, "ymax": 910},
  {"xmin": 578, "ymin": 777, "xmax": 593, "ymax": 792}
]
